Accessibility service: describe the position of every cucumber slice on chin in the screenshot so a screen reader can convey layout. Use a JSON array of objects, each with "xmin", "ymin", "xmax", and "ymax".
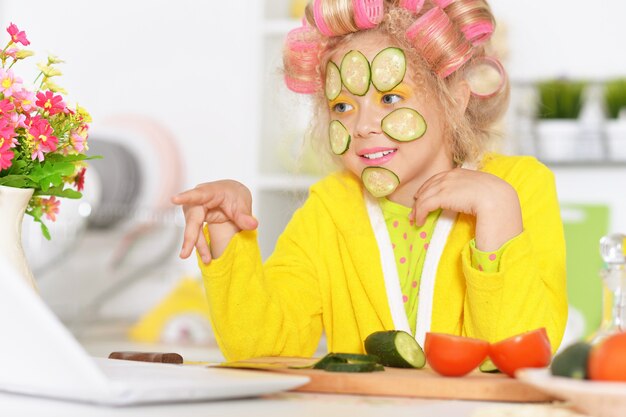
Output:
[
  {"xmin": 325, "ymin": 61, "xmax": 342, "ymax": 101},
  {"xmin": 364, "ymin": 330, "xmax": 426, "ymax": 369},
  {"xmin": 340, "ymin": 50, "xmax": 371, "ymax": 96},
  {"xmin": 381, "ymin": 107, "xmax": 427, "ymax": 142},
  {"xmin": 361, "ymin": 166, "xmax": 400, "ymax": 198},
  {"xmin": 371, "ymin": 47, "xmax": 406, "ymax": 92},
  {"xmin": 329, "ymin": 120, "xmax": 351, "ymax": 155}
]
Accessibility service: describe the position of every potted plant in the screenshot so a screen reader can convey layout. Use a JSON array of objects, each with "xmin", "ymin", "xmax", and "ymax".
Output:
[
  {"xmin": 535, "ymin": 79, "xmax": 586, "ymax": 162},
  {"xmin": 603, "ymin": 78, "xmax": 626, "ymax": 160}
]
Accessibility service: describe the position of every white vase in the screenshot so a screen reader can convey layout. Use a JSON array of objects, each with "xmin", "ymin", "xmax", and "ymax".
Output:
[
  {"xmin": 535, "ymin": 120, "xmax": 581, "ymax": 162},
  {"xmin": 606, "ymin": 119, "xmax": 626, "ymax": 161},
  {"xmin": 0, "ymin": 185, "xmax": 38, "ymax": 291}
]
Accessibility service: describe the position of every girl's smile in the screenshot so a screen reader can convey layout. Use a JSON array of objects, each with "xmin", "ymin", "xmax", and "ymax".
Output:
[{"xmin": 358, "ymin": 147, "xmax": 398, "ymax": 165}]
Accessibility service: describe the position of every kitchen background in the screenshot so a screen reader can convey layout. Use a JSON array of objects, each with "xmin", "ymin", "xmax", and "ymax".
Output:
[{"xmin": 3, "ymin": 0, "xmax": 626, "ymax": 348}]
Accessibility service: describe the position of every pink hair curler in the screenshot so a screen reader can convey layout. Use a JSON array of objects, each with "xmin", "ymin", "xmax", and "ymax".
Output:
[
  {"xmin": 438, "ymin": 49, "xmax": 472, "ymax": 78},
  {"xmin": 461, "ymin": 21, "xmax": 494, "ymax": 45},
  {"xmin": 352, "ymin": 0, "xmax": 384, "ymax": 29},
  {"xmin": 433, "ymin": 0, "xmax": 454, "ymax": 8},
  {"xmin": 313, "ymin": 0, "xmax": 335, "ymax": 36},
  {"xmin": 283, "ymin": 25, "xmax": 322, "ymax": 94},
  {"xmin": 284, "ymin": 75, "xmax": 319, "ymax": 94},
  {"xmin": 466, "ymin": 56, "xmax": 506, "ymax": 98},
  {"xmin": 406, "ymin": 6, "xmax": 473, "ymax": 78},
  {"xmin": 398, "ymin": 0, "xmax": 425, "ymax": 14},
  {"xmin": 405, "ymin": 7, "xmax": 447, "ymax": 44}
]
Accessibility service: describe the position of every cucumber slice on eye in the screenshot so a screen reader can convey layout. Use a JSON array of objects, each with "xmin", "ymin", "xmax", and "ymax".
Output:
[
  {"xmin": 340, "ymin": 50, "xmax": 371, "ymax": 96},
  {"xmin": 381, "ymin": 107, "xmax": 427, "ymax": 142},
  {"xmin": 325, "ymin": 61, "xmax": 342, "ymax": 101},
  {"xmin": 361, "ymin": 166, "xmax": 400, "ymax": 198},
  {"xmin": 329, "ymin": 120, "xmax": 351, "ymax": 155},
  {"xmin": 371, "ymin": 47, "xmax": 406, "ymax": 92}
]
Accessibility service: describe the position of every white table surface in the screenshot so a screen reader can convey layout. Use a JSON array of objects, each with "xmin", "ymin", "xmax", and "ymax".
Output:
[{"xmin": 0, "ymin": 323, "xmax": 585, "ymax": 417}]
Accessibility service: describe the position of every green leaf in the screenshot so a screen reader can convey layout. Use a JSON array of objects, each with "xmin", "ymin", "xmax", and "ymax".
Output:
[
  {"xmin": 0, "ymin": 175, "xmax": 37, "ymax": 188},
  {"xmin": 34, "ymin": 186, "xmax": 82, "ymax": 199}
]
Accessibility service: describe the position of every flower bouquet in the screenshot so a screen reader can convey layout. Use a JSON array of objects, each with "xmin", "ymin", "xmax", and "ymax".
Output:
[{"xmin": 0, "ymin": 23, "xmax": 93, "ymax": 239}]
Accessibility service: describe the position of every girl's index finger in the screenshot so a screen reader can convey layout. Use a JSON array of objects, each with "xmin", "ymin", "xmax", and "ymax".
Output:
[{"xmin": 171, "ymin": 186, "xmax": 219, "ymax": 206}]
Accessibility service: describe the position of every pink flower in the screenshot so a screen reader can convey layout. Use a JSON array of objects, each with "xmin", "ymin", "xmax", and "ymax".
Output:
[
  {"xmin": 0, "ymin": 99, "xmax": 15, "ymax": 116},
  {"xmin": 0, "ymin": 137, "xmax": 14, "ymax": 169},
  {"xmin": 13, "ymin": 88, "xmax": 37, "ymax": 112},
  {"xmin": 0, "ymin": 68, "xmax": 22, "ymax": 98},
  {"xmin": 41, "ymin": 196, "xmax": 60, "ymax": 221},
  {"xmin": 3, "ymin": 47, "xmax": 18, "ymax": 59},
  {"xmin": 29, "ymin": 116, "xmax": 58, "ymax": 161},
  {"xmin": 69, "ymin": 127, "xmax": 87, "ymax": 153},
  {"xmin": 0, "ymin": 117, "xmax": 15, "ymax": 143},
  {"xmin": 7, "ymin": 23, "xmax": 30, "ymax": 46},
  {"xmin": 36, "ymin": 91, "xmax": 65, "ymax": 115},
  {"xmin": 73, "ymin": 167, "xmax": 86, "ymax": 192},
  {"xmin": 8, "ymin": 112, "xmax": 27, "ymax": 130}
]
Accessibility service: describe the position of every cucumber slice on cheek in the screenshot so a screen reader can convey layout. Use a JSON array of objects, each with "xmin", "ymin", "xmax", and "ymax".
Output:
[
  {"xmin": 361, "ymin": 166, "xmax": 400, "ymax": 198},
  {"xmin": 371, "ymin": 47, "xmax": 406, "ymax": 92},
  {"xmin": 340, "ymin": 50, "xmax": 371, "ymax": 96},
  {"xmin": 325, "ymin": 61, "xmax": 342, "ymax": 101},
  {"xmin": 382, "ymin": 107, "xmax": 427, "ymax": 142},
  {"xmin": 329, "ymin": 120, "xmax": 351, "ymax": 155}
]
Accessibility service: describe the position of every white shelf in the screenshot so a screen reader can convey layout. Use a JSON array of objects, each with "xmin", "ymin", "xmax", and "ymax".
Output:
[{"xmin": 257, "ymin": 174, "xmax": 320, "ymax": 191}]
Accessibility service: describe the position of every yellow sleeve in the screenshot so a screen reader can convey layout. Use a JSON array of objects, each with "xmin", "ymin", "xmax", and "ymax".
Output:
[
  {"xmin": 461, "ymin": 159, "xmax": 568, "ymax": 353},
  {"xmin": 198, "ymin": 196, "xmax": 324, "ymax": 362}
]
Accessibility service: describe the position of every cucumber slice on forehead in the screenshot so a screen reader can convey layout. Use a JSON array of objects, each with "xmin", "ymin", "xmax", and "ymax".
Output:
[
  {"xmin": 381, "ymin": 107, "xmax": 427, "ymax": 142},
  {"xmin": 361, "ymin": 166, "xmax": 400, "ymax": 198},
  {"xmin": 325, "ymin": 61, "xmax": 342, "ymax": 101},
  {"xmin": 371, "ymin": 47, "xmax": 406, "ymax": 92},
  {"xmin": 340, "ymin": 50, "xmax": 371, "ymax": 96},
  {"xmin": 329, "ymin": 120, "xmax": 351, "ymax": 155}
]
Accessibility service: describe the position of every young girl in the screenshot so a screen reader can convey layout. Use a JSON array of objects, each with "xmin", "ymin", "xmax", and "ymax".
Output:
[{"xmin": 172, "ymin": 0, "xmax": 567, "ymax": 362}]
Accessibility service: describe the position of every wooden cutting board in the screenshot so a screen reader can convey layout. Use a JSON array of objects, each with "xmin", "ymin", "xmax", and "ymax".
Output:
[{"xmin": 220, "ymin": 357, "xmax": 555, "ymax": 402}]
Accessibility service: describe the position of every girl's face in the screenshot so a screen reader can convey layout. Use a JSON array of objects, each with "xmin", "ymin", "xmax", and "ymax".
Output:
[{"xmin": 326, "ymin": 32, "xmax": 456, "ymax": 205}]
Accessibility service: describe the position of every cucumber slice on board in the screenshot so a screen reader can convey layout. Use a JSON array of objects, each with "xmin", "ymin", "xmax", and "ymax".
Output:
[
  {"xmin": 361, "ymin": 166, "xmax": 400, "ymax": 198},
  {"xmin": 311, "ymin": 352, "xmax": 384, "ymax": 373},
  {"xmin": 479, "ymin": 358, "xmax": 500, "ymax": 373},
  {"xmin": 381, "ymin": 107, "xmax": 427, "ymax": 142},
  {"xmin": 325, "ymin": 61, "xmax": 342, "ymax": 101},
  {"xmin": 364, "ymin": 330, "xmax": 426, "ymax": 368},
  {"xmin": 340, "ymin": 50, "xmax": 371, "ymax": 96},
  {"xmin": 325, "ymin": 362, "xmax": 383, "ymax": 373},
  {"xmin": 329, "ymin": 120, "xmax": 351, "ymax": 155},
  {"xmin": 371, "ymin": 47, "xmax": 406, "ymax": 92}
]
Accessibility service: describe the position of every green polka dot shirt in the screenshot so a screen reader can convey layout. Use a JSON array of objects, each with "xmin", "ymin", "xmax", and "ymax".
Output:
[{"xmin": 380, "ymin": 198, "xmax": 509, "ymax": 335}]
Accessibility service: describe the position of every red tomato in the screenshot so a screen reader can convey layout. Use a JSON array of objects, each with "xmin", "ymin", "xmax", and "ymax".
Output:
[
  {"xmin": 488, "ymin": 328, "xmax": 552, "ymax": 378},
  {"xmin": 588, "ymin": 332, "xmax": 626, "ymax": 381},
  {"xmin": 424, "ymin": 332, "xmax": 489, "ymax": 377}
]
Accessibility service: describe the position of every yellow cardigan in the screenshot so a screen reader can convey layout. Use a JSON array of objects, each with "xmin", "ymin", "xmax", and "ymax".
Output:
[{"xmin": 199, "ymin": 154, "xmax": 568, "ymax": 361}]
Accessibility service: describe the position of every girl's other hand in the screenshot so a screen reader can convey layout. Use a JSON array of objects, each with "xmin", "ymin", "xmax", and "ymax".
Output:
[
  {"xmin": 410, "ymin": 168, "xmax": 522, "ymax": 252},
  {"xmin": 171, "ymin": 180, "xmax": 258, "ymax": 264}
]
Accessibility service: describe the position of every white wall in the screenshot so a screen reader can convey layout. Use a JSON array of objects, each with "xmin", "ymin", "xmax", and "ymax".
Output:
[
  {"xmin": 0, "ymin": 0, "xmax": 262, "ymax": 188},
  {"xmin": 490, "ymin": 1, "xmax": 626, "ymax": 81}
]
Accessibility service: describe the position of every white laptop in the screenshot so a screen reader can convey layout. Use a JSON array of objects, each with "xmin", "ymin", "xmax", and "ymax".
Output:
[{"xmin": 0, "ymin": 259, "xmax": 309, "ymax": 406}]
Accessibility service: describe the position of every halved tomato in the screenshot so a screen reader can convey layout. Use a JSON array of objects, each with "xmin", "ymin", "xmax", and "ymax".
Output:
[
  {"xmin": 588, "ymin": 332, "xmax": 626, "ymax": 381},
  {"xmin": 488, "ymin": 328, "xmax": 552, "ymax": 378},
  {"xmin": 424, "ymin": 332, "xmax": 489, "ymax": 377}
]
